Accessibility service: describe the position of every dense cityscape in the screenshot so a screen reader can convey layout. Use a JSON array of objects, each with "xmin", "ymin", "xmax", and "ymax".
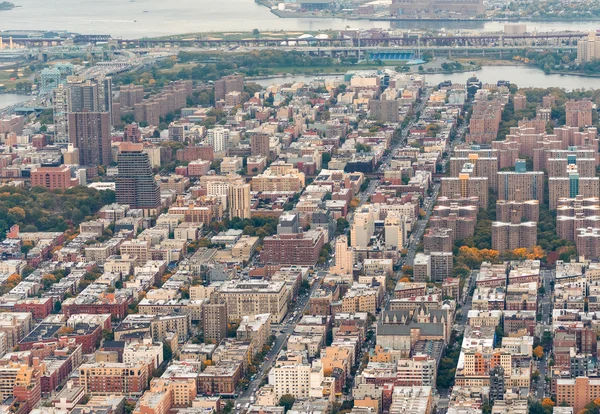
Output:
[{"xmin": 3, "ymin": 0, "xmax": 600, "ymax": 414}]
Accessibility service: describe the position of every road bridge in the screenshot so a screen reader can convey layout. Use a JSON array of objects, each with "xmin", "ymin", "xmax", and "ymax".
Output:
[{"xmin": 114, "ymin": 32, "xmax": 587, "ymax": 49}]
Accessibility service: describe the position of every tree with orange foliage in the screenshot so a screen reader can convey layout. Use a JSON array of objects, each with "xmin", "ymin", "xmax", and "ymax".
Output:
[
  {"xmin": 349, "ymin": 198, "xmax": 360, "ymax": 209},
  {"xmin": 533, "ymin": 345, "xmax": 544, "ymax": 359},
  {"xmin": 57, "ymin": 326, "xmax": 74, "ymax": 335},
  {"xmin": 527, "ymin": 246, "xmax": 546, "ymax": 260},
  {"xmin": 6, "ymin": 273, "xmax": 21, "ymax": 289},
  {"xmin": 399, "ymin": 277, "xmax": 411, "ymax": 283},
  {"xmin": 457, "ymin": 246, "xmax": 499, "ymax": 268},
  {"xmin": 541, "ymin": 398, "xmax": 554, "ymax": 409}
]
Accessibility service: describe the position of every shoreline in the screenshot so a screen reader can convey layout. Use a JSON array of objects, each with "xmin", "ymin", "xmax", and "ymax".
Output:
[
  {"xmin": 245, "ymin": 66, "xmax": 482, "ymax": 80},
  {"xmin": 261, "ymin": 6, "xmax": 600, "ymax": 23}
]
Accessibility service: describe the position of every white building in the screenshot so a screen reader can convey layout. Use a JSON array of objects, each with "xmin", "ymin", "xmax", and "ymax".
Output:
[{"xmin": 207, "ymin": 127, "xmax": 230, "ymax": 152}]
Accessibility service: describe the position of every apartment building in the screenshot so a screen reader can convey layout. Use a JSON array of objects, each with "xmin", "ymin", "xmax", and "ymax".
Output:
[
  {"xmin": 78, "ymin": 362, "xmax": 149, "ymax": 396},
  {"xmin": 219, "ymin": 280, "xmax": 289, "ymax": 323},
  {"xmin": 497, "ymin": 167, "xmax": 544, "ymax": 203},
  {"xmin": 549, "ymin": 165, "xmax": 600, "ymax": 209},
  {"xmin": 565, "ymin": 99, "xmax": 593, "ymax": 127},
  {"xmin": 441, "ymin": 168, "xmax": 488, "ymax": 208},
  {"xmin": 492, "ymin": 216, "xmax": 537, "ymax": 254}
]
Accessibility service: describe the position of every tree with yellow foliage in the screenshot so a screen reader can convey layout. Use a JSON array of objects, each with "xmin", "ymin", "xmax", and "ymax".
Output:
[
  {"xmin": 349, "ymin": 198, "xmax": 360, "ymax": 209},
  {"xmin": 457, "ymin": 246, "xmax": 500, "ymax": 268},
  {"xmin": 527, "ymin": 246, "xmax": 546, "ymax": 260},
  {"xmin": 533, "ymin": 345, "xmax": 544, "ymax": 359}
]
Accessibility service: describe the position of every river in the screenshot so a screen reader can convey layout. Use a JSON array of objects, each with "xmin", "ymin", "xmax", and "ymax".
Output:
[
  {"xmin": 0, "ymin": 93, "xmax": 32, "ymax": 110},
  {"xmin": 1, "ymin": 0, "xmax": 600, "ymax": 38},
  {"xmin": 252, "ymin": 66, "xmax": 600, "ymax": 91}
]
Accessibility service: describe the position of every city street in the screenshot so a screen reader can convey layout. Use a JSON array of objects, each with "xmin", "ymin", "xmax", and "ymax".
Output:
[{"xmin": 235, "ymin": 271, "xmax": 325, "ymax": 408}]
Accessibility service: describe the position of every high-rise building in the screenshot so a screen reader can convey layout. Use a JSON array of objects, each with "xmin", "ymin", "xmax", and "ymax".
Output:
[
  {"xmin": 250, "ymin": 133, "xmax": 270, "ymax": 158},
  {"xmin": 513, "ymin": 94, "xmax": 527, "ymax": 111},
  {"xmin": 549, "ymin": 164, "xmax": 600, "ymax": 209},
  {"xmin": 566, "ymin": 99, "xmax": 593, "ymax": 127},
  {"xmin": 53, "ymin": 83, "xmax": 71, "ymax": 143},
  {"xmin": 228, "ymin": 182, "xmax": 251, "ymax": 220},
  {"xmin": 492, "ymin": 211, "xmax": 537, "ymax": 253},
  {"xmin": 101, "ymin": 77, "xmax": 114, "ymax": 125},
  {"xmin": 430, "ymin": 252, "xmax": 453, "ymax": 282},
  {"xmin": 384, "ymin": 212, "xmax": 406, "ymax": 249},
  {"xmin": 207, "ymin": 127, "xmax": 230, "ymax": 152},
  {"xmin": 497, "ymin": 162, "xmax": 544, "ymax": 202},
  {"xmin": 556, "ymin": 196, "xmax": 600, "ymax": 241},
  {"xmin": 413, "ymin": 253, "xmax": 431, "ymax": 282},
  {"xmin": 449, "ymin": 154, "xmax": 498, "ymax": 189},
  {"xmin": 268, "ymin": 351, "xmax": 317, "ymax": 400},
  {"xmin": 441, "ymin": 166, "xmax": 489, "ymax": 209},
  {"xmin": 577, "ymin": 32, "xmax": 600, "ymax": 64},
  {"xmin": 68, "ymin": 77, "xmax": 112, "ymax": 115},
  {"xmin": 423, "ymin": 228, "xmax": 454, "ymax": 254},
  {"xmin": 556, "ymin": 377, "xmax": 600, "ymax": 413},
  {"xmin": 68, "ymin": 112, "xmax": 111, "ymax": 166},
  {"xmin": 466, "ymin": 99, "xmax": 503, "ymax": 144},
  {"xmin": 331, "ymin": 235, "xmax": 354, "ymax": 278},
  {"xmin": 123, "ymin": 123, "xmax": 142, "ymax": 143},
  {"xmin": 119, "ymin": 85, "xmax": 145, "ymax": 108},
  {"xmin": 369, "ymin": 99, "xmax": 399, "ymax": 122},
  {"xmin": 202, "ymin": 301, "xmax": 227, "ymax": 345},
  {"xmin": 214, "ymin": 75, "xmax": 244, "ymax": 102},
  {"xmin": 351, "ymin": 206, "xmax": 378, "ymax": 249},
  {"xmin": 115, "ymin": 142, "xmax": 161, "ymax": 214},
  {"xmin": 489, "ymin": 365, "xmax": 505, "ymax": 403}
]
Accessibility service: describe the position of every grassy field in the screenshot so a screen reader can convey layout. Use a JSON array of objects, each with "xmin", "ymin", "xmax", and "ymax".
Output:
[
  {"xmin": 157, "ymin": 63, "xmax": 196, "ymax": 74},
  {"xmin": 0, "ymin": 67, "xmax": 28, "ymax": 90}
]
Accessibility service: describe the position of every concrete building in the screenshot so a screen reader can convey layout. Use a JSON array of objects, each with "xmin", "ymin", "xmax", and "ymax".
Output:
[
  {"xmin": 261, "ymin": 230, "xmax": 325, "ymax": 267},
  {"xmin": 384, "ymin": 212, "xmax": 406, "ymax": 250},
  {"xmin": 53, "ymin": 83, "xmax": 71, "ymax": 143},
  {"xmin": 431, "ymin": 252, "xmax": 453, "ymax": 282},
  {"xmin": 369, "ymin": 99, "xmax": 399, "ymax": 123},
  {"xmin": 116, "ymin": 143, "xmax": 161, "ymax": 214},
  {"xmin": 228, "ymin": 182, "xmax": 251, "ymax": 220},
  {"xmin": 413, "ymin": 253, "xmax": 431, "ymax": 282},
  {"xmin": 388, "ymin": 386, "xmax": 433, "ymax": 414},
  {"xmin": 492, "ymin": 212, "xmax": 538, "ymax": 254},
  {"xmin": 30, "ymin": 165, "xmax": 78, "ymax": 190},
  {"xmin": 441, "ymin": 166, "xmax": 488, "ymax": 209},
  {"xmin": 68, "ymin": 112, "xmax": 111, "ymax": 166},
  {"xmin": 331, "ymin": 236, "xmax": 354, "ymax": 278},
  {"xmin": 449, "ymin": 154, "xmax": 498, "ymax": 189},
  {"xmin": 549, "ymin": 165, "xmax": 600, "ymax": 209},
  {"xmin": 423, "ymin": 228, "xmax": 454, "ymax": 254},
  {"xmin": 268, "ymin": 351, "xmax": 321, "ymax": 400},
  {"xmin": 251, "ymin": 134, "xmax": 270, "ymax": 158},
  {"xmin": 203, "ymin": 302, "xmax": 228, "ymax": 344},
  {"xmin": 556, "ymin": 377, "xmax": 600, "ymax": 413},
  {"xmin": 207, "ymin": 127, "xmax": 230, "ymax": 153},
  {"xmin": 566, "ymin": 99, "xmax": 593, "ymax": 127},
  {"xmin": 352, "ymin": 206, "xmax": 378, "ymax": 249},
  {"xmin": 219, "ymin": 280, "xmax": 289, "ymax": 323},
  {"xmin": 214, "ymin": 75, "xmax": 244, "ymax": 102},
  {"xmin": 497, "ymin": 162, "xmax": 544, "ymax": 202},
  {"xmin": 78, "ymin": 362, "xmax": 149, "ymax": 396}
]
